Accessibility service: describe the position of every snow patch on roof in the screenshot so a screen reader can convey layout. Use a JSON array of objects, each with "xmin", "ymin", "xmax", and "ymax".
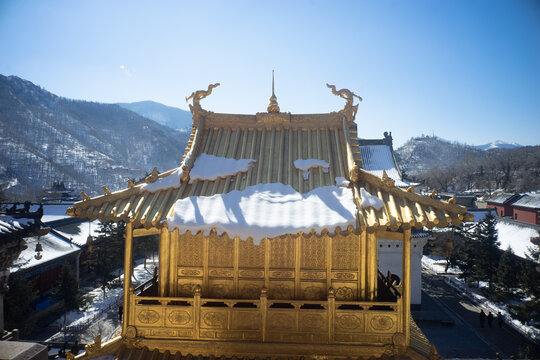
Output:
[
  {"xmin": 0, "ymin": 216, "xmax": 34, "ymax": 234},
  {"xmin": 496, "ymin": 222, "xmax": 539, "ymax": 259},
  {"xmin": 335, "ymin": 177, "xmax": 350, "ymax": 187},
  {"xmin": 294, "ymin": 159, "xmax": 329, "ymax": 180},
  {"xmin": 360, "ymin": 187, "xmax": 384, "ymax": 211},
  {"xmin": 189, "ymin": 153, "xmax": 256, "ymax": 183},
  {"xmin": 140, "ymin": 167, "xmax": 182, "ymax": 193},
  {"xmin": 54, "ymin": 220, "xmax": 101, "ymax": 246},
  {"xmin": 358, "ymin": 144, "xmax": 409, "ymax": 187},
  {"xmin": 167, "ymin": 183, "xmax": 357, "ymax": 244}
]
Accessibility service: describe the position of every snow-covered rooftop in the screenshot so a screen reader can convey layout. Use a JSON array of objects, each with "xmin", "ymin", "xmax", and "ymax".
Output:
[
  {"xmin": 167, "ymin": 183, "xmax": 357, "ymax": 244},
  {"xmin": 487, "ymin": 193, "xmax": 522, "ymax": 205},
  {"xmin": 513, "ymin": 194, "xmax": 540, "ymax": 209},
  {"xmin": 11, "ymin": 232, "xmax": 81, "ymax": 272},
  {"xmin": 0, "ymin": 215, "xmax": 35, "ymax": 235},
  {"xmin": 496, "ymin": 222, "xmax": 539, "ymax": 259},
  {"xmin": 357, "ymin": 144, "xmax": 409, "ymax": 187},
  {"xmin": 53, "ymin": 220, "xmax": 101, "ymax": 247}
]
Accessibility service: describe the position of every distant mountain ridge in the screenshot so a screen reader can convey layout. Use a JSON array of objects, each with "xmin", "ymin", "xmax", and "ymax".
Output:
[
  {"xmin": 117, "ymin": 100, "xmax": 193, "ymax": 130},
  {"xmin": 0, "ymin": 75, "xmax": 189, "ymax": 200},
  {"xmin": 475, "ymin": 140, "xmax": 522, "ymax": 151}
]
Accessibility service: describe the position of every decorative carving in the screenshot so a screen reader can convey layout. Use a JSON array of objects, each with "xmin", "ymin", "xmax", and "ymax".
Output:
[
  {"xmin": 137, "ymin": 309, "xmax": 160, "ymax": 324},
  {"xmin": 333, "ymin": 272, "xmax": 356, "ymax": 280},
  {"xmin": 429, "ymin": 190, "xmax": 437, "ymax": 199},
  {"xmin": 446, "ymin": 195, "xmax": 457, "ymax": 204},
  {"xmin": 181, "ymin": 269, "xmax": 201, "ymax": 276},
  {"xmin": 127, "ymin": 179, "xmax": 135, "ymax": 188},
  {"xmin": 349, "ymin": 165, "xmax": 359, "ymax": 183},
  {"xmin": 270, "ymin": 237, "xmax": 294, "ymax": 268},
  {"xmin": 101, "ymin": 185, "xmax": 112, "ymax": 195},
  {"xmin": 239, "ymin": 270, "xmax": 264, "ymax": 278},
  {"xmin": 209, "ymin": 237, "xmax": 234, "ymax": 267},
  {"xmin": 370, "ymin": 315, "xmax": 394, "ymax": 331},
  {"xmin": 326, "ymin": 83, "xmax": 362, "ymax": 121},
  {"xmin": 125, "ymin": 325, "xmax": 137, "ymax": 338},
  {"xmin": 233, "ymin": 313, "xmax": 260, "ymax": 330},
  {"xmin": 381, "ymin": 170, "xmax": 395, "ymax": 188},
  {"xmin": 84, "ymin": 334, "xmax": 102, "ymax": 355},
  {"xmin": 203, "ymin": 311, "xmax": 227, "ymax": 327},
  {"xmin": 65, "ymin": 352, "xmax": 75, "ymax": 360},
  {"xmin": 271, "ymin": 271, "xmax": 293, "ymax": 279},
  {"xmin": 303, "ymin": 286, "xmax": 324, "ymax": 300},
  {"xmin": 168, "ymin": 310, "xmax": 191, "ymax": 325},
  {"xmin": 335, "ymin": 286, "xmax": 354, "ymax": 301},
  {"xmin": 300, "ymin": 314, "xmax": 325, "ymax": 330},
  {"xmin": 336, "ymin": 315, "xmax": 362, "ymax": 330},
  {"xmin": 256, "ymin": 112, "xmax": 291, "ymax": 124},
  {"xmin": 179, "ymin": 283, "xmax": 198, "ymax": 297},
  {"xmin": 301, "ymin": 236, "xmax": 325, "ymax": 269},
  {"xmin": 268, "ymin": 313, "xmax": 294, "ymax": 330},
  {"xmin": 211, "ymin": 284, "xmax": 231, "ymax": 298},
  {"xmin": 332, "ymin": 235, "xmax": 358, "ymax": 270},
  {"xmin": 179, "ymin": 233, "xmax": 203, "ymax": 266},
  {"xmin": 269, "ymin": 284, "xmax": 291, "ymax": 299},
  {"xmin": 240, "ymin": 284, "xmax": 261, "ymax": 299},
  {"xmin": 301, "ymin": 271, "xmax": 325, "ymax": 280},
  {"xmin": 145, "ymin": 168, "xmax": 159, "ymax": 184},
  {"xmin": 186, "ymin": 83, "xmax": 220, "ymax": 118},
  {"xmin": 406, "ymin": 185, "xmax": 416, "ymax": 193},
  {"xmin": 81, "ymin": 191, "xmax": 90, "ymax": 201},
  {"xmin": 392, "ymin": 332, "xmax": 406, "ymax": 346},
  {"xmin": 209, "ymin": 269, "xmax": 233, "ymax": 277}
]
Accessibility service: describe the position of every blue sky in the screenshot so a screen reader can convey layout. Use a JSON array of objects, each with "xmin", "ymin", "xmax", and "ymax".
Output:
[{"xmin": 1, "ymin": 0, "xmax": 539, "ymax": 147}]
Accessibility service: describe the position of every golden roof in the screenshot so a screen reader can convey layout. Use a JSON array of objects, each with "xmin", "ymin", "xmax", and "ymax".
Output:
[{"xmin": 68, "ymin": 84, "xmax": 472, "ymax": 232}]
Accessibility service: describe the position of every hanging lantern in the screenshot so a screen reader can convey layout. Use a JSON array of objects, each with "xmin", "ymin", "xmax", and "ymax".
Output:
[
  {"xmin": 35, "ymin": 242, "xmax": 43, "ymax": 253},
  {"xmin": 34, "ymin": 238, "xmax": 43, "ymax": 260},
  {"xmin": 87, "ymin": 235, "xmax": 93, "ymax": 252}
]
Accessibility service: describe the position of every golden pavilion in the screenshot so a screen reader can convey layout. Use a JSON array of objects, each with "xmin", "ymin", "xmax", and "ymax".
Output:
[{"xmin": 69, "ymin": 80, "xmax": 472, "ymax": 360}]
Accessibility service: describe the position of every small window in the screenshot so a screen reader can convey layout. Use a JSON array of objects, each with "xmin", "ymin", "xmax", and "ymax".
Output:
[{"xmin": 515, "ymin": 213, "xmax": 518, "ymax": 220}]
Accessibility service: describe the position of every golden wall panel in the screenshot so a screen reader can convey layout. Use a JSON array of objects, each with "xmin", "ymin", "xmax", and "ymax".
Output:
[
  {"xmin": 200, "ymin": 309, "xmax": 228, "ymax": 329},
  {"xmin": 238, "ymin": 280, "xmax": 264, "ymax": 299},
  {"xmin": 165, "ymin": 307, "xmax": 193, "ymax": 328},
  {"xmin": 178, "ymin": 232, "xmax": 203, "ymax": 267},
  {"xmin": 134, "ymin": 307, "xmax": 164, "ymax": 327},
  {"xmin": 332, "ymin": 283, "xmax": 357, "ymax": 301},
  {"xmin": 208, "ymin": 279, "xmax": 234, "ymax": 298},
  {"xmin": 269, "ymin": 237, "xmax": 294, "ymax": 268},
  {"xmin": 268, "ymin": 281, "xmax": 294, "ymax": 299},
  {"xmin": 177, "ymin": 279, "xmax": 203, "ymax": 297},
  {"xmin": 238, "ymin": 238, "xmax": 265, "ymax": 268},
  {"xmin": 365, "ymin": 313, "xmax": 397, "ymax": 333},
  {"xmin": 231, "ymin": 310, "xmax": 261, "ymax": 330},
  {"xmin": 332, "ymin": 234, "xmax": 359, "ymax": 270},
  {"xmin": 177, "ymin": 267, "xmax": 203, "ymax": 277},
  {"xmin": 300, "ymin": 235, "xmax": 326, "ymax": 269},
  {"xmin": 332, "ymin": 271, "xmax": 357, "ymax": 281},
  {"xmin": 300, "ymin": 271, "xmax": 326, "ymax": 280},
  {"xmin": 300, "ymin": 282, "xmax": 326, "ymax": 300},
  {"xmin": 298, "ymin": 312, "xmax": 328, "ymax": 333},
  {"xmin": 239, "ymin": 269, "xmax": 264, "ymax": 278},
  {"xmin": 335, "ymin": 312, "xmax": 365, "ymax": 333},
  {"xmin": 208, "ymin": 268, "xmax": 234, "ymax": 278},
  {"xmin": 270, "ymin": 270, "xmax": 294, "ymax": 279},
  {"xmin": 208, "ymin": 236, "xmax": 234, "ymax": 267}
]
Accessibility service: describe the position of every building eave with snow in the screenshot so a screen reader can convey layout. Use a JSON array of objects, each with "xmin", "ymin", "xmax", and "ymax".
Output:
[{"xmin": 68, "ymin": 83, "xmax": 471, "ymax": 360}]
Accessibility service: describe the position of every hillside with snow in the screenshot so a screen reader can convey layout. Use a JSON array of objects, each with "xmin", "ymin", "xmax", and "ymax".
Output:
[
  {"xmin": 475, "ymin": 140, "xmax": 523, "ymax": 151},
  {"xmin": 0, "ymin": 75, "xmax": 189, "ymax": 200},
  {"xmin": 117, "ymin": 100, "xmax": 193, "ymax": 131}
]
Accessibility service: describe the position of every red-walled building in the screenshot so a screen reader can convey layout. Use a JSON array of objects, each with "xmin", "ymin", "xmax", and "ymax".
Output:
[
  {"xmin": 512, "ymin": 194, "xmax": 540, "ymax": 225},
  {"xmin": 486, "ymin": 193, "xmax": 523, "ymax": 217}
]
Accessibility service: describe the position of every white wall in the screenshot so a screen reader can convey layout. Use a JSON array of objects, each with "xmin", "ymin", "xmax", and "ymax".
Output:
[{"xmin": 377, "ymin": 237, "xmax": 428, "ymax": 305}]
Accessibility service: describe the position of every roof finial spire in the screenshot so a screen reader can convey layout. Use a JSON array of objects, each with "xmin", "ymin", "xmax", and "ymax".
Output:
[{"xmin": 267, "ymin": 70, "xmax": 280, "ymax": 113}]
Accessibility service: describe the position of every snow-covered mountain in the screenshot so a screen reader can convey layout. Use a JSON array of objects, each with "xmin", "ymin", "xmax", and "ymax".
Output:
[
  {"xmin": 117, "ymin": 101, "xmax": 193, "ymax": 131},
  {"xmin": 0, "ymin": 75, "xmax": 189, "ymax": 199},
  {"xmin": 475, "ymin": 140, "xmax": 522, "ymax": 151}
]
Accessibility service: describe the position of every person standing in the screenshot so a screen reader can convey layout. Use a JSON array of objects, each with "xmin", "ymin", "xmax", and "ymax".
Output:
[
  {"xmin": 479, "ymin": 310, "xmax": 486, "ymax": 328},
  {"xmin": 487, "ymin": 312, "xmax": 493, "ymax": 328}
]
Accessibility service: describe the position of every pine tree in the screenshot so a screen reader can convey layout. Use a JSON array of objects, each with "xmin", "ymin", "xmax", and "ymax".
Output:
[
  {"xmin": 496, "ymin": 247, "xmax": 519, "ymax": 299},
  {"xmin": 4, "ymin": 273, "xmax": 37, "ymax": 335},
  {"xmin": 85, "ymin": 221, "xmax": 125, "ymax": 296},
  {"xmin": 53, "ymin": 263, "xmax": 87, "ymax": 325}
]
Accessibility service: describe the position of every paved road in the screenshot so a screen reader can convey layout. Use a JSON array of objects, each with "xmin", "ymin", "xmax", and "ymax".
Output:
[{"xmin": 414, "ymin": 271, "xmax": 539, "ymax": 359}]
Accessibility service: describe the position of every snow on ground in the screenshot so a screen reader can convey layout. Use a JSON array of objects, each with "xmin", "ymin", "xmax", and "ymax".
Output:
[
  {"xmin": 422, "ymin": 255, "xmax": 540, "ymax": 344},
  {"xmin": 167, "ymin": 183, "xmax": 356, "ymax": 244},
  {"xmin": 189, "ymin": 154, "xmax": 256, "ymax": 183},
  {"xmin": 359, "ymin": 187, "xmax": 384, "ymax": 210},
  {"xmin": 294, "ymin": 159, "xmax": 329, "ymax": 180},
  {"xmin": 496, "ymin": 222, "xmax": 539, "ymax": 259},
  {"xmin": 46, "ymin": 260, "xmax": 156, "ymax": 343}
]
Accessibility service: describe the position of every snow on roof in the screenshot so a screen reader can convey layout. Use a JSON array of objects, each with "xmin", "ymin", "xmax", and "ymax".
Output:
[
  {"xmin": 141, "ymin": 154, "xmax": 257, "ymax": 193},
  {"xmin": 487, "ymin": 193, "xmax": 521, "ymax": 205},
  {"xmin": 11, "ymin": 232, "xmax": 81, "ymax": 272},
  {"xmin": 40, "ymin": 204, "xmax": 72, "ymax": 223},
  {"xmin": 496, "ymin": 222, "xmax": 539, "ymax": 259},
  {"xmin": 167, "ymin": 183, "xmax": 357, "ymax": 244},
  {"xmin": 513, "ymin": 194, "xmax": 540, "ymax": 209},
  {"xmin": 53, "ymin": 220, "xmax": 101, "ymax": 246},
  {"xmin": 357, "ymin": 144, "xmax": 409, "ymax": 187},
  {"xmin": 359, "ymin": 187, "xmax": 384, "ymax": 211},
  {"xmin": 0, "ymin": 215, "xmax": 34, "ymax": 234},
  {"xmin": 189, "ymin": 153, "xmax": 256, "ymax": 183},
  {"xmin": 294, "ymin": 159, "xmax": 329, "ymax": 180}
]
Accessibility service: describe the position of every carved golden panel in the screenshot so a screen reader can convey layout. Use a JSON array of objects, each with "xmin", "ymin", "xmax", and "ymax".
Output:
[
  {"xmin": 335, "ymin": 314, "xmax": 363, "ymax": 331},
  {"xmin": 268, "ymin": 281, "xmax": 293, "ymax": 299},
  {"xmin": 267, "ymin": 312, "xmax": 295, "ymax": 330},
  {"xmin": 301, "ymin": 284, "xmax": 325, "ymax": 300},
  {"xmin": 239, "ymin": 269, "xmax": 264, "ymax": 278},
  {"xmin": 208, "ymin": 279, "xmax": 233, "ymax": 298},
  {"xmin": 334, "ymin": 285, "xmax": 356, "ymax": 301},
  {"xmin": 269, "ymin": 237, "xmax": 294, "ymax": 268},
  {"xmin": 201, "ymin": 310, "xmax": 228, "ymax": 329},
  {"xmin": 332, "ymin": 272, "xmax": 357, "ymax": 281},
  {"xmin": 298, "ymin": 313, "xmax": 326, "ymax": 332},
  {"xmin": 368, "ymin": 315, "xmax": 396, "ymax": 332},
  {"xmin": 301, "ymin": 271, "xmax": 326, "ymax": 280},
  {"xmin": 231, "ymin": 311, "xmax": 260, "ymax": 330},
  {"xmin": 238, "ymin": 281, "xmax": 263, "ymax": 299},
  {"xmin": 238, "ymin": 238, "xmax": 265, "ymax": 268},
  {"xmin": 301, "ymin": 235, "xmax": 325, "ymax": 269},
  {"xmin": 178, "ymin": 233, "xmax": 203, "ymax": 267},
  {"xmin": 270, "ymin": 270, "xmax": 294, "ymax": 279},
  {"xmin": 332, "ymin": 234, "xmax": 358, "ymax": 270},
  {"xmin": 209, "ymin": 268, "xmax": 233, "ymax": 278},
  {"xmin": 209, "ymin": 236, "xmax": 234, "ymax": 267},
  {"xmin": 177, "ymin": 281, "xmax": 202, "ymax": 297},
  {"xmin": 166, "ymin": 310, "xmax": 192, "ymax": 326},
  {"xmin": 178, "ymin": 268, "xmax": 202, "ymax": 277},
  {"xmin": 149, "ymin": 329, "xmax": 177, "ymax": 337},
  {"xmin": 136, "ymin": 309, "xmax": 160, "ymax": 325}
]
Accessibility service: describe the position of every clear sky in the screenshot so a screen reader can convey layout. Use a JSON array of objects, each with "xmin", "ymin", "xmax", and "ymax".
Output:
[{"xmin": 1, "ymin": 0, "xmax": 539, "ymax": 147}]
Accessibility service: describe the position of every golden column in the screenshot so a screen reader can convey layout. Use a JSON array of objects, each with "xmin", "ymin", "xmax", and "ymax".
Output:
[
  {"xmin": 402, "ymin": 228, "xmax": 412, "ymax": 344},
  {"xmin": 122, "ymin": 222, "xmax": 134, "ymax": 334}
]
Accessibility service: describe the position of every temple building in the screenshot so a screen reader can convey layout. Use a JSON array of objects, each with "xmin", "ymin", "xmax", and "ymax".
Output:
[{"xmin": 68, "ymin": 81, "xmax": 472, "ymax": 359}]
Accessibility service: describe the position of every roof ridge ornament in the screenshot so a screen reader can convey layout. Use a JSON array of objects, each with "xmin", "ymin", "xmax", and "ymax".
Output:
[
  {"xmin": 186, "ymin": 83, "xmax": 220, "ymax": 121},
  {"xmin": 326, "ymin": 83, "xmax": 363, "ymax": 122},
  {"xmin": 267, "ymin": 70, "xmax": 280, "ymax": 113}
]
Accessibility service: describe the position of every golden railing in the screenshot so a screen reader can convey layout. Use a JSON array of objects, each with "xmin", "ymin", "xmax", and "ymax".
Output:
[{"xmin": 126, "ymin": 287, "xmax": 402, "ymax": 345}]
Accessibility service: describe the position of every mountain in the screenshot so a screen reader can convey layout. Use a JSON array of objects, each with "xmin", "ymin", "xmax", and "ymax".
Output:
[
  {"xmin": 395, "ymin": 136, "xmax": 483, "ymax": 176},
  {"xmin": 117, "ymin": 101, "xmax": 193, "ymax": 130},
  {"xmin": 0, "ymin": 75, "xmax": 189, "ymax": 200},
  {"xmin": 475, "ymin": 140, "xmax": 522, "ymax": 151}
]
